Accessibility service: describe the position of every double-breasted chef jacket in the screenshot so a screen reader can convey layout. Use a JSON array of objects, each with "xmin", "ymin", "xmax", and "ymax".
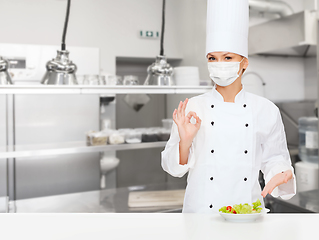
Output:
[{"xmin": 161, "ymin": 85, "xmax": 296, "ymax": 213}]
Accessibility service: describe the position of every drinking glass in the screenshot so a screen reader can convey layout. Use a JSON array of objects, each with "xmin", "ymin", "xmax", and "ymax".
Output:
[
  {"xmin": 123, "ymin": 75, "xmax": 139, "ymax": 85},
  {"xmin": 99, "ymin": 76, "xmax": 106, "ymax": 85},
  {"xmin": 83, "ymin": 75, "xmax": 100, "ymax": 85}
]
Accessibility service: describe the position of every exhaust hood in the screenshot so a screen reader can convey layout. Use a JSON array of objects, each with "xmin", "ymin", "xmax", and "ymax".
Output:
[{"xmin": 248, "ymin": 10, "xmax": 317, "ymax": 57}]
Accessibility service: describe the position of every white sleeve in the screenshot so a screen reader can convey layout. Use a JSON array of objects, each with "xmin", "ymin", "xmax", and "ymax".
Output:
[
  {"xmin": 161, "ymin": 122, "xmax": 196, "ymax": 178},
  {"xmin": 261, "ymin": 108, "xmax": 297, "ymax": 200}
]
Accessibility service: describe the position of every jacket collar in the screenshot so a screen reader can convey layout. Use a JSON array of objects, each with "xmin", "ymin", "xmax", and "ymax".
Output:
[{"xmin": 211, "ymin": 84, "xmax": 246, "ymax": 104}]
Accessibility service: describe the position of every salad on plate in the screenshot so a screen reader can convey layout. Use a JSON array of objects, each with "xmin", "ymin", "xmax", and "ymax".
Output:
[
  {"xmin": 218, "ymin": 199, "xmax": 268, "ymax": 222},
  {"xmin": 219, "ymin": 199, "xmax": 263, "ymax": 214}
]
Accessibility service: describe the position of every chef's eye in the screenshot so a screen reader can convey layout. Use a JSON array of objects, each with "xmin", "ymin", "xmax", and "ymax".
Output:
[
  {"xmin": 208, "ymin": 57, "xmax": 216, "ymax": 61},
  {"xmin": 225, "ymin": 56, "xmax": 232, "ymax": 60}
]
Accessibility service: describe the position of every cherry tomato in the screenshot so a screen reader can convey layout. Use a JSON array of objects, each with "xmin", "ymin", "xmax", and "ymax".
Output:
[{"xmin": 226, "ymin": 206, "xmax": 232, "ymax": 211}]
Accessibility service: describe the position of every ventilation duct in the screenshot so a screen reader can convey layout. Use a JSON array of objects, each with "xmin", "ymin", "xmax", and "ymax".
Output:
[
  {"xmin": 249, "ymin": 10, "xmax": 317, "ymax": 57},
  {"xmin": 249, "ymin": 0, "xmax": 294, "ymax": 17}
]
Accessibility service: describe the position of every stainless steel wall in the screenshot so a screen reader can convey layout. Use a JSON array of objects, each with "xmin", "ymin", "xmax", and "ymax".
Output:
[
  {"xmin": 0, "ymin": 95, "xmax": 7, "ymax": 197},
  {"xmin": 14, "ymin": 94, "xmax": 100, "ymax": 199}
]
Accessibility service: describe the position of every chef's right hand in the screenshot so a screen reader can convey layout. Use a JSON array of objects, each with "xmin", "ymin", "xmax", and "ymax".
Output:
[{"xmin": 172, "ymin": 98, "xmax": 201, "ymax": 148}]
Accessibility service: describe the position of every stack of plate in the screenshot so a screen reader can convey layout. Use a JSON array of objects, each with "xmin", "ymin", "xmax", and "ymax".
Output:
[{"xmin": 174, "ymin": 66, "xmax": 200, "ymax": 86}]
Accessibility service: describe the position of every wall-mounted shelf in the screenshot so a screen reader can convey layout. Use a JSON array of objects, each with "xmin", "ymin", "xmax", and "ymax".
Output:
[
  {"xmin": 0, "ymin": 85, "xmax": 212, "ymax": 95},
  {"xmin": 0, "ymin": 139, "xmax": 298, "ymax": 160},
  {"xmin": 0, "ymin": 141, "xmax": 167, "ymax": 159}
]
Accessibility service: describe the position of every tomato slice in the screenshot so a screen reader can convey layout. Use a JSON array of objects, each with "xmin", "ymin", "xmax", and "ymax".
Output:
[{"xmin": 226, "ymin": 206, "xmax": 232, "ymax": 212}]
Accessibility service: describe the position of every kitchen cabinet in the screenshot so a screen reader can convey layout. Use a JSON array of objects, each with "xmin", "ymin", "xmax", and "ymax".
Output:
[
  {"xmin": 0, "ymin": 85, "xmax": 210, "ymax": 202},
  {"xmin": 0, "ymin": 85, "xmax": 210, "ymax": 160}
]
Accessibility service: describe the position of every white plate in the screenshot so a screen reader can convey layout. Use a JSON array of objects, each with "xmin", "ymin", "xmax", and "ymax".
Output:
[{"xmin": 219, "ymin": 208, "xmax": 270, "ymax": 223}]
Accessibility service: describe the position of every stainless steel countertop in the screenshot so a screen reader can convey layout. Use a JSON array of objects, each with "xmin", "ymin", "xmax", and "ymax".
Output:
[
  {"xmin": 10, "ymin": 183, "xmax": 319, "ymax": 213},
  {"xmin": 11, "ymin": 182, "xmax": 186, "ymax": 213},
  {"xmin": 266, "ymin": 189, "xmax": 319, "ymax": 213}
]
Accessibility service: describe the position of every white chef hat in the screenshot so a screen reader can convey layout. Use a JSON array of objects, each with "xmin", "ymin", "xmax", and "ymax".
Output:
[{"xmin": 206, "ymin": 0, "xmax": 249, "ymax": 59}]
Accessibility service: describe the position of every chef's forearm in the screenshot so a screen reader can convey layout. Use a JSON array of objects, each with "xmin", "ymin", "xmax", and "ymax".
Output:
[{"xmin": 179, "ymin": 141, "xmax": 191, "ymax": 165}]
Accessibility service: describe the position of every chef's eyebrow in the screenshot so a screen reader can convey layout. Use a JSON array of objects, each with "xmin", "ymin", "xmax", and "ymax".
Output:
[{"xmin": 208, "ymin": 52, "xmax": 233, "ymax": 57}]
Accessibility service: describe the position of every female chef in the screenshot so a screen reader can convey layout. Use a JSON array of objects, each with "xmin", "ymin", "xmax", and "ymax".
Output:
[{"xmin": 161, "ymin": 0, "xmax": 296, "ymax": 213}]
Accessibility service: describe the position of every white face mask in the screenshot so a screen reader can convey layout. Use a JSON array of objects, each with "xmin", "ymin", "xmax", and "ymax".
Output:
[{"xmin": 207, "ymin": 58, "xmax": 244, "ymax": 87}]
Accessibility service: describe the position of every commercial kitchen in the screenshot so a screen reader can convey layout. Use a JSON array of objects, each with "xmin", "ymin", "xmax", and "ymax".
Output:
[{"xmin": 0, "ymin": 0, "xmax": 319, "ymax": 239}]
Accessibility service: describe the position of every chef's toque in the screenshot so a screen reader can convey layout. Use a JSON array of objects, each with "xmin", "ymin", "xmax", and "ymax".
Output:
[{"xmin": 206, "ymin": 0, "xmax": 249, "ymax": 59}]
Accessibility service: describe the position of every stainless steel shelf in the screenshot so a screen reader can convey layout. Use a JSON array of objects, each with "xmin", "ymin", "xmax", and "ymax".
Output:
[
  {"xmin": 0, "ymin": 141, "xmax": 167, "ymax": 159},
  {"xmin": 0, "ymin": 85, "xmax": 212, "ymax": 95}
]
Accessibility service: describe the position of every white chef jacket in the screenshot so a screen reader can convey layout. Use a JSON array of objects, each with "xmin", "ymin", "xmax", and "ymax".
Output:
[{"xmin": 161, "ymin": 85, "xmax": 296, "ymax": 213}]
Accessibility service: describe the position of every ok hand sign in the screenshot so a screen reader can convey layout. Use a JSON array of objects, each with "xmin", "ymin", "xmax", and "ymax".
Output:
[{"xmin": 173, "ymin": 98, "xmax": 201, "ymax": 148}]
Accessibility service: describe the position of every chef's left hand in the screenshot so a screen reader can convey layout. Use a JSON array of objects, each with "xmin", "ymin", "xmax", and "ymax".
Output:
[{"xmin": 261, "ymin": 170, "xmax": 293, "ymax": 198}]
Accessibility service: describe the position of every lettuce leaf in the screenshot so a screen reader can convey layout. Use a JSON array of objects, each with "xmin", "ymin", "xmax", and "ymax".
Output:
[
  {"xmin": 233, "ymin": 203, "xmax": 253, "ymax": 214},
  {"xmin": 252, "ymin": 199, "xmax": 261, "ymax": 210}
]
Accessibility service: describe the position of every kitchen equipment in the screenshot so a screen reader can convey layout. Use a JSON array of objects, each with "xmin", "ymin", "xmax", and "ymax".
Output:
[
  {"xmin": 241, "ymin": 72, "xmax": 266, "ymax": 97},
  {"xmin": 86, "ymin": 130, "xmax": 95, "ymax": 145},
  {"xmin": 83, "ymin": 75, "xmax": 100, "ymax": 85},
  {"xmin": 101, "ymin": 119, "xmax": 112, "ymax": 130},
  {"xmin": 99, "ymin": 75, "xmax": 106, "ymax": 85},
  {"xmin": 123, "ymin": 94, "xmax": 150, "ymax": 112},
  {"xmin": 87, "ymin": 131, "xmax": 108, "ymax": 146},
  {"xmin": 144, "ymin": 55, "xmax": 174, "ymax": 86},
  {"xmin": 144, "ymin": 0, "xmax": 174, "ymax": 86},
  {"xmin": 108, "ymin": 130, "xmax": 125, "ymax": 145},
  {"xmin": 116, "ymin": 75, "xmax": 123, "ymax": 85},
  {"xmin": 0, "ymin": 43, "xmax": 99, "ymax": 84},
  {"xmin": 107, "ymin": 75, "xmax": 122, "ymax": 85},
  {"xmin": 41, "ymin": 0, "xmax": 78, "ymax": 85},
  {"xmin": 123, "ymin": 75, "xmax": 139, "ymax": 85},
  {"xmin": 158, "ymin": 128, "xmax": 170, "ymax": 141},
  {"xmin": 128, "ymin": 189, "xmax": 185, "ymax": 208},
  {"xmin": 249, "ymin": 0, "xmax": 293, "ymax": 17},
  {"xmin": 0, "ymin": 56, "xmax": 13, "ymax": 85},
  {"xmin": 41, "ymin": 50, "xmax": 77, "ymax": 85},
  {"xmin": 174, "ymin": 66, "xmax": 200, "ymax": 86},
  {"xmin": 298, "ymin": 117, "xmax": 318, "ymax": 163},
  {"xmin": 162, "ymin": 118, "xmax": 173, "ymax": 129},
  {"xmin": 100, "ymin": 156, "xmax": 120, "ymax": 189},
  {"xmin": 76, "ymin": 75, "xmax": 85, "ymax": 85},
  {"xmin": 125, "ymin": 130, "xmax": 142, "ymax": 144},
  {"xmin": 295, "ymin": 161, "xmax": 319, "ymax": 192},
  {"xmin": 142, "ymin": 128, "xmax": 161, "ymax": 142},
  {"xmin": 134, "ymin": 128, "xmax": 148, "ymax": 140}
]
